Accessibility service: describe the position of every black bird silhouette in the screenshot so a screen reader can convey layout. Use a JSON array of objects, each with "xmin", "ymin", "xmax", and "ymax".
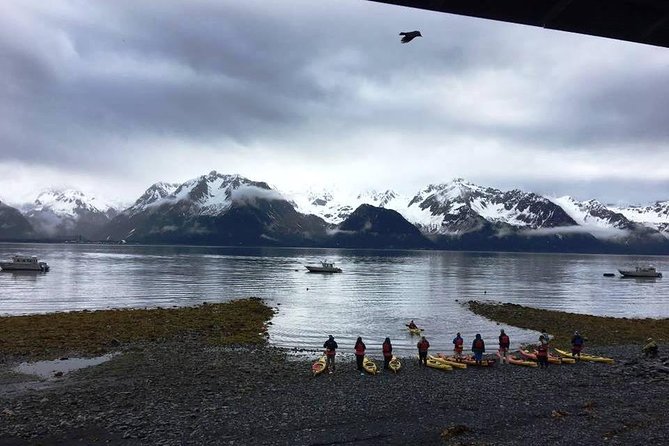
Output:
[{"xmin": 399, "ymin": 30, "xmax": 422, "ymax": 43}]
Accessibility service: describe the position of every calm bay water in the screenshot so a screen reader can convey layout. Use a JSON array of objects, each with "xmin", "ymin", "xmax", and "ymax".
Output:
[{"xmin": 1, "ymin": 243, "xmax": 667, "ymax": 356}]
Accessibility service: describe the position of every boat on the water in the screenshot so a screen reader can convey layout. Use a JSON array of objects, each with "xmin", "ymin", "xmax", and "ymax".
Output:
[
  {"xmin": 618, "ymin": 266, "xmax": 662, "ymax": 278},
  {"xmin": 305, "ymin": 261, "xmax": 342, "ymax": 273},
  {"xmin": 0, "ymin": 255, "xmax": 50, "ymax": 272}
]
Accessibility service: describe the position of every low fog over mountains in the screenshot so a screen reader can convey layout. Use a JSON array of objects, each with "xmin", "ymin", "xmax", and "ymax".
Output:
[{"xmin": 1, "ymin": 172, "xmax": 668, "ymax": 254}]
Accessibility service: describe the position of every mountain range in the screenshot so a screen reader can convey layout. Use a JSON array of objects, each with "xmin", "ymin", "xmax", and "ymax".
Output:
[{"xmin": 1, "ymin": 172, "xmax": 668, "ymax": 254}]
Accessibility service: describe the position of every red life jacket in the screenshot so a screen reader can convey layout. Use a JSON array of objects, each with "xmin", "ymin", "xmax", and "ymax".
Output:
[
  {"xmin": 474, "ymin": 339, "xmax": 484, "ymax": 350},
  {"xmin": 355, "ymin": 343, "xmax": 365, "ymax": 356},
  {"xmin": 537, "ymin": 344, "xmax": 548, "ymax": 357},
  {"xmin": 500, "ymin": 335, "xmax": 510, "ymax": 347},
  {"xmin": 382, "ymin": 343, "xmax": 392, "ymax": 357},
  {"xmin": 454, "ymin": 337, "xmax": 463, "ymax": 352},
  {"xmin": 417, "ymin": 340, "xmax": 430, "ymax": 352}
]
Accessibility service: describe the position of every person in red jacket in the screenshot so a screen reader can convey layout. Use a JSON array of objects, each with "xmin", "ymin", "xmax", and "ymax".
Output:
[
  {"xmin": 498, "ymin": 329, "xmax": 510, "ymax": 364},
  {"xmin": 417, "ymin": 336, "xmax": 430, "ymax": 367},
  {"xmin": 453, "ymin": 333, "xmax": 464, "ymax": 360},
  {"xmin": 471, "ymin": 334, "xmax": 485, "ymax": 365},
  {"xmin": 382, "ymin": 337, "xmax": 393, "ymax": 369},
  {"xmin": 354, "ymin": 337, "xmax": 366, "ymax": 372}
]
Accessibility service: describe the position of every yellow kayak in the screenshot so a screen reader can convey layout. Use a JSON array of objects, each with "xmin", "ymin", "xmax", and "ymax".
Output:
[
  {"xmin": 431, "ymin": 354, "xmax": 467, "ymax": 369},
  {"xmin": 363, "ymin": 356, "xmax": 379, "ymax": 375},
  {"xmin": 408, "ymin": 327, "xmax": 423, "ymax": 335},
  {"xmin": 389, "ymin": 356, "xmax": 402, "ymax": 373},
  {"xmin": 555, "ymin": 348, "xmax": 614, "ymax": 364},
  {"xmin": 425, "ymin": 357, "xmax": 452, "ymax": 371},
  {"xmin": 311, "ymin": 355, "xmax": 328, "ymax": 376}
]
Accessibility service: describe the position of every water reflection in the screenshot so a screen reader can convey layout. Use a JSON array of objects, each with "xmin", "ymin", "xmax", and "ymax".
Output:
[{"xmin": 0, "ymin": 243, "xmax": 667, "ymax": 355}]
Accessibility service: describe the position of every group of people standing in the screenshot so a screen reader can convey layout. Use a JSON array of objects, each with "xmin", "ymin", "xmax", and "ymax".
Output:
[{"xmin": 322, "ymin": 326, "xmax": 591, "ymax": 373}]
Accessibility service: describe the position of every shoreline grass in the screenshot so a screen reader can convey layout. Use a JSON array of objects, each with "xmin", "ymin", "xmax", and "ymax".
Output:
[
  {"xmin": 466, "ymin": 300, "xmax": 668, "ymax": 347},
  {"xmin": 0, "ymin": 297, "xmax": 274, "ymax": 360}
]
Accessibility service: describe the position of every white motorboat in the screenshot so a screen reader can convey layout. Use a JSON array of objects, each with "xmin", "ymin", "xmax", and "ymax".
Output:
[
  {"xmin": 305, "ymin": 261, "xmax": 342, "ymax": 273},
  {"xmin": 618, "ymin": 266, "xmax": 662, "ymax": 278},
  {"xmin": 0, "ymin": 255, "xmax": 50, "ymax": 272}
]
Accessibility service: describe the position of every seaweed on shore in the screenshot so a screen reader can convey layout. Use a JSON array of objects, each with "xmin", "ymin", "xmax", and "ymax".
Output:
[
  {"xmin": 466, "ymin": 300, "xmax": 668, "ymax": 347},
  {"xmin": 0, "ymin": 297, "xmax": 274, "ymax": 360}
]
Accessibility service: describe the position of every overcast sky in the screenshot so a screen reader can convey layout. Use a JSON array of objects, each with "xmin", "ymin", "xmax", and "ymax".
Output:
[{"xmin": 2, "ymin": 0, "xmax": 668, "ymax": 206}]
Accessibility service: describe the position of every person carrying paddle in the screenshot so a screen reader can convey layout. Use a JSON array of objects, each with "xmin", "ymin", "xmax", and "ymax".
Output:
[
  {"xmin": 571, "ymin": 331, "xmax": 585, "ymax": 360},
  {"xmin": 417, "ymin": 336, "xmax": 430, "ymax": 367},
  {"xmin": 323, "ymin": 335, "xmax": 338, "ymax": 373},
  {"xmin": 354, "ymin": 337, "xmax": 366, "ymax": 372},
  {"xmin": 382, "ymin": 337, "xmax": 393, "ymax": 369},
  {"xmin": 472, "ymin": 334, "xmax": 485, "ymax": 365},
  {"xmin": 453, "ymin": 332, "xmax": 464, "ymax": 360},
  {"xmin": 498, "ymin": 329, "xmax": 510, "ymax": 364}
]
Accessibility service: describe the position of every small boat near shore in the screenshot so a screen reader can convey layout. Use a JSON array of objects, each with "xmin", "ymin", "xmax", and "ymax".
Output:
[
  {"xmin": 618, "ymin": 266, "xmax": 662, "ymax": 278},
  {"xmin": 305, "ymin": 261, "xmax": 342, "ymax": 273},
  {"xmin": 0, "ymin": 255, "xmax": 50, "ymax": 272}
]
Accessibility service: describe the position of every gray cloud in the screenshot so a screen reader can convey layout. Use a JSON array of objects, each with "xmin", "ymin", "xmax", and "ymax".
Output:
[{"xmin": 1, "ymin": 0, "xmax": 668, "ymax": 205}]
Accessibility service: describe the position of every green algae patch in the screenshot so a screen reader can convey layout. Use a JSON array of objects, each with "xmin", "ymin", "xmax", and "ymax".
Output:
[
  {"xmin": 467, "ymin": 300, "xmax": 668, "ymax": 347},
  {"xmin": 0, "ymin": 298, "xmax": 274, "ymax": 360}
]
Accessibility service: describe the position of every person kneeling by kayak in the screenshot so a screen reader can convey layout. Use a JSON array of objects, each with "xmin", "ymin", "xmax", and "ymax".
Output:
[
  {"xmin": 382, "ymin": 337, "xmax": 393, "ymax": 369},
  {"xmin": 472, "ymin": 334, "xmax": 485, "ymax": 365},
  {"xmin": 323, "ymin": 335, "xmax": 338, "ymax": 373},
  {"xmin": 417, "ymin": 336, "xmax": 430, "ymax": 367},
  {"xmin": 354, "ymin": 337, "xmax": 366, "ymax": 372},
  {"xmin": 453, "ymin": 333, "xmax": 464, "ymax": 360},
  {"xmin": 643, "ymin": 338, "xmax": 658, "ymax": 358},
  {"xmin": 571, "ymin": 331, "xmax": 585, "ymax": 360}
]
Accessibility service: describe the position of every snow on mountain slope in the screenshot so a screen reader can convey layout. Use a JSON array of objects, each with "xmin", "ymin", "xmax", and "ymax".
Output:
[
  {"xmin": 126, "ymin": 172, "xmax": 285, "ymax": 217},
  {"xmin": 30, "ymin": 189, "xmax": 115, "ymax": 217},
  {"xmin": 289, "ymin": 188, "xmax": 403, "ymax": 224},
  {"xmin": 611, "ymin": 201, "xmax": 669, "ymax": 237}
]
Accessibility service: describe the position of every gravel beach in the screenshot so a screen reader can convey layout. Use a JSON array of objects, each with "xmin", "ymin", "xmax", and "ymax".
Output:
[{"xmin": 1, "ymin": 339, "xmax": 667, "ymax": 445}]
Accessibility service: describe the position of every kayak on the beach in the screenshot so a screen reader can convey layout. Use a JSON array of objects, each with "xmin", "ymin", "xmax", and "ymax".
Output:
[
  {"xmin": 425, "ymin": 356, "xmax": 453, "ymax": 371},
  {"xmin": 442, "ymin": 355, "xmax": 495, "ymax": 367},
  {"xmin": 432, "ymin": 353, "xmax": 467, "ymax": 369},
  {"xmin": 554, "ymin": 348, "xmax": 614, "ymax": 364},
  {"xmin": 363, "ymin": 356, "xmax": 379, "ymax": 375},
  {"xmin": 389, "ymin": 356, "xmax": 401, "ymax": 373},
  {"xmin": 519, "ymin": 348, "xmax": 575, "ymax": 365},
  {"xmin": 312, "ymin": 355, "xmax": 328, "ymax": 376},
  {"xmin": 499, "ymin": 352, "xmax": 538, "ymax": 368}
]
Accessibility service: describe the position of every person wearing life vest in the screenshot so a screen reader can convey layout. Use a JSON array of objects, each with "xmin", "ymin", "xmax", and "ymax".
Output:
[
  {"xmin": 354, "ymin": 337, "xmax": 366, "ymax": 372},
  {"xmin": 382, "ymin": 337, "xmax": 393, "ymax": 369},
  {"xmin": 323, "ymin": 335, "xmax": 338, "ymax": 373},
  {"xmin": 407, "ymin": 320, "xmax": 418, "ymax": 330},
  {"xmin": 471, "ymin": 334, "xmax": 485, "ymax": 365},
  {"xmin": 571, "ymin": 331, "xmax": 585, "ymax": 359},
  {"xmin": 453, "ymin": 333, "xmax": 464, "ymax": 360},
  {"xmin": 536, "ymin": 341, "xmax": 549, "ymax": 369},
  {"xmin": 498, "ymin": 329, "xmax": 510, "ymax": 364},
  {"xmin": 417, "ymin": 336, "xmax": 430, "ymax": 367}
]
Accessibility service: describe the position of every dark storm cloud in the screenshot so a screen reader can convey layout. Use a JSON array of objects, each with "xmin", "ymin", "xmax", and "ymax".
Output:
[{"xmin": 1, "ymin": 0, "xmax": 668, "ymax": 201}]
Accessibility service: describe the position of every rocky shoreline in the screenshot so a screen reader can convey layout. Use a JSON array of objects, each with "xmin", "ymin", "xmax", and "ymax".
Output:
[{"xmin": 1, "ymin": 339, "xmax": 667, "ymax": 445}]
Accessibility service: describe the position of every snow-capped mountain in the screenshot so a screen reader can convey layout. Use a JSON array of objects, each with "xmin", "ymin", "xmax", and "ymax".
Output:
[
  {"xmin": 611, "ymin": 201, "xmax": 669, "ymax": 237},
  {"xmin": 23, "ymin": 189, "xmax": 119, "ymax": 239},
  {"xmin": 289, "ymin": 188, "xmax": 403, "ymax": 224},
  {"xmin": 102, "ymin": 171, "xmax": 327, "ymax": 244}
]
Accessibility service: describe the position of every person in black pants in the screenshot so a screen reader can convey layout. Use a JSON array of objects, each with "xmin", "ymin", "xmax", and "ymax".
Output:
[
  {"xmin": 417, "ymin": 336, "xmax": 430, "ymax": 367},
  {"xmin": 382, "ymin": 337, "xmax": 393, "ymax": 369},
  {"xmin": 323, "ymin": 335, "xmax": 338, "ymax": 373},
  {"xmin": 354, "ymin": 337, "xmax": 366, "ymax": 371}
]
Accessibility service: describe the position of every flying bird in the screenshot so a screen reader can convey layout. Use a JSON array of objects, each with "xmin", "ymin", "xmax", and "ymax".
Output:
[{"xmin": 399, "ymin": 31, "xmax": 422, "ymax": 43}]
